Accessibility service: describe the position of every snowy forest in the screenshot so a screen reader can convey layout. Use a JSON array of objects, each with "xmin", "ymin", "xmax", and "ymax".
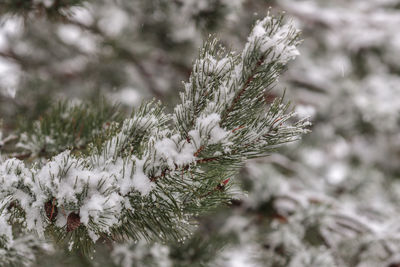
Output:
[{"xmin": 0, "ymin": 0, "xmax": 399, "ymax": 266}]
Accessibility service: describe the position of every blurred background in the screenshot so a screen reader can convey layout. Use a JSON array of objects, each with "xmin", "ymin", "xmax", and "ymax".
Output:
[{"xmin": 1, "ymin": 0, "xmax": 400, "ymax": 266}]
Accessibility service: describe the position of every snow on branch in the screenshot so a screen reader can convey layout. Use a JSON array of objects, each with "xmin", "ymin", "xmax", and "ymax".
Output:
[{"xmin": 0, "ymin": 14, "xmax": 308, "ymax": 254}]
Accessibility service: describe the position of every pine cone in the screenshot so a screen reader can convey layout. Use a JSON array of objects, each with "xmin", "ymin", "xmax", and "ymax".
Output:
[
  {"xmin": 66, "ymin": 212, "xmax": 81, "ymax": 232},
  {"xmin": 44, "ymin": 199, "xmax": 58, "ymax": 222}
]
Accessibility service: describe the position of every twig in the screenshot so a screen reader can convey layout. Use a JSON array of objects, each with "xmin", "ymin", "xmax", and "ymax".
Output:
[{"xmin": 221, "ymin": 55, "xmax": 265, "ymax": 123}]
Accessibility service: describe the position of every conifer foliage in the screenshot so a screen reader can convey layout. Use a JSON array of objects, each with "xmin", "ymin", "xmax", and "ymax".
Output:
[{"xmin": 0, "ymin": 14, "xmax": 308, "ymax": 263}]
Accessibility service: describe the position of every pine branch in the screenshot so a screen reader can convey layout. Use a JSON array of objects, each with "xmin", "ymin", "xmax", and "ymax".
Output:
[
  {"xmin": 220, "ymin": 55, "xmax": 266, "ymax": 123},
  {"xmin": 14, "ymin": 100, "xmax": 122, "ymax": 158},
  {"xmin": 0, "ymin": 14, "xmax": 308, "ymax": 256}
]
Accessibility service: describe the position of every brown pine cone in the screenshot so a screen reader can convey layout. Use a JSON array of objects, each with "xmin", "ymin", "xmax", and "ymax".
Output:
[
  {"xmin": 66, "ymin": 212, "xmax": 81, "ymax": 232},
  {"xmin": 44, "ymin": 199, "xmax": 58, "ymax": 222}
]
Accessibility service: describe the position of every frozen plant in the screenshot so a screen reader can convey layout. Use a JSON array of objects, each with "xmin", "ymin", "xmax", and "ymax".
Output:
[{"xmin": 0, "ymin": 14, "xmax": 307, "ymax": 263}]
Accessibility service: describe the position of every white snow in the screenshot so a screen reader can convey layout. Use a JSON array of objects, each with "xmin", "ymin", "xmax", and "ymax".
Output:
[
  {"xmin": 326, "ymin": 163, "xmax": 347, "ymax": 185},
  {"xmin": 57, "ymin": 24, "xmax": 97, "ymax": 53},
  {"xmin": 112, "ymin": 87, "xmax": 142, "ymax": 107},
  {"xmin": 154, "ymin": 137, "xmax": 196, "ymax": 168},
  {"xmin": 193, "ymin": 113, "xmax": 230, "ymax": 145},
  {"xmin": 131, "ymin": 156, "xmax": 154, "ymax": 196},
  {"xmin": 246, "ymin": 16, "xmax": 300, "ymax": 64},
  {"xmin": 98, "ymin": 7, "xmax": 129, "ymax": 37},
  {"xmin": 295, "ymin": 105, "xmax": 316, "ymax": 119}
]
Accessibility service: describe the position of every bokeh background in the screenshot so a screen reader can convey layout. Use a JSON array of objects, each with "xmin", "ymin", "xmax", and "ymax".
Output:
[{"xmin": 1, "ymin": 0, "xmax": 400, "ymax": 266}]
